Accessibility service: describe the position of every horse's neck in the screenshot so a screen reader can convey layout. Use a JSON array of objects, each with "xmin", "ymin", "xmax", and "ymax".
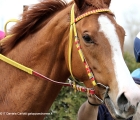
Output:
[
  {"xmin": 0, "ymin": 6, "xmax": 71, "ymax": 120},
  {"xmin": 29, "ymin": 7, "xmax": 70, "ymax": 79},
  {"xmin": 7, "ymin": 6, "xmax": 70, "ymax": 79}
]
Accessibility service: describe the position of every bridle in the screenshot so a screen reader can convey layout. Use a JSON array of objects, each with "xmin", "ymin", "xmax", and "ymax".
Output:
[
  {"xmin": 0, "ymin": 4, "xmax": 110, "ymax": 104},
  {"xmin": 68, "ymin": 4, "xmax": 110, "ymax": 103}
]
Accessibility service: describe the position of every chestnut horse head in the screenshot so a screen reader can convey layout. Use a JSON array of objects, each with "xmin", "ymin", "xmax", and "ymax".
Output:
[{"xmin": 0, "ymin": 0, "xmax": 140, "ymax": 120}]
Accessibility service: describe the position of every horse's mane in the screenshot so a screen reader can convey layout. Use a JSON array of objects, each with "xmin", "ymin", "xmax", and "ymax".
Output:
[{"xmin": 2, "ymin": 0, "xmax": 69, "ymax": 53}]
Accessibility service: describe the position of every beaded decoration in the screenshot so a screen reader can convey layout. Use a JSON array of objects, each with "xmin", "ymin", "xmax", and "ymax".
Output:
[{"xmin": 75, "ymin": 8, "xmax": 111, "ymax": 23}]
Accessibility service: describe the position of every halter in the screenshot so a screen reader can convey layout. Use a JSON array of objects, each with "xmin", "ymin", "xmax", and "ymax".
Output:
[
  {"xmin": 0, "ymin": 4, "xmax": 110, "ymax": 103},
  {"xmin": 68, "ymin": 4, "xmax": 110, "ymax": 103},
  {"xmin": 68, "ymin": 4, "xmax": 110, "ymax": 86}
]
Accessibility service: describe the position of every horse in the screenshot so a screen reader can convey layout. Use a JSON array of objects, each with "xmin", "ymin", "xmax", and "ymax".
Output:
[{"xmin": 0, "ymin": 0, "xmax": 140, "ymax": 120}]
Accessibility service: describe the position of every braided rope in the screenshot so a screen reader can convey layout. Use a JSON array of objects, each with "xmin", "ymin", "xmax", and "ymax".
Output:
[{"xmin": 75, "ymin": 8, "xmax": 111, "ymax": 23}]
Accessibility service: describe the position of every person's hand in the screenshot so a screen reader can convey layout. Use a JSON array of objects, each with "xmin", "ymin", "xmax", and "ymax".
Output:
[{"xmin": 87, "ymin": 92, "xmax": 102, "ymax": 106}]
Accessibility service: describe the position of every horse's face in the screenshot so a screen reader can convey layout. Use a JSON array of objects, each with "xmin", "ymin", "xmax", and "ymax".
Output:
[{"xmin": 71, "ymin": 0, "xmax": 140, "ymax": 119}]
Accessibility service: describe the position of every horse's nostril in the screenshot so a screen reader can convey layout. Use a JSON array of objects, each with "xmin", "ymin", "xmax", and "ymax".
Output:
[
  {"xmin": 117, "ymin": 93, "xmax": 130, "ymax": 112},
  {"xmin": 118, "ymin": 93, "xmax": 128, "ymax": 104}
]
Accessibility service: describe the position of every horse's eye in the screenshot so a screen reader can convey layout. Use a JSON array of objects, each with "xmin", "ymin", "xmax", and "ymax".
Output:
[{"xmin": 82, "ymin": 34, "xmax": 93, "ymax": 43}]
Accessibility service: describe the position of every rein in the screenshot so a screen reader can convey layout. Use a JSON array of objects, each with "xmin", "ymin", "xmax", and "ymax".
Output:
[
  {"xmin": 0, "ymin": 54, "xmax": 95, "ymax": 95},
  {"xmin": 0, "ymin": 4, "xmax": 110, "ymax": 102}
]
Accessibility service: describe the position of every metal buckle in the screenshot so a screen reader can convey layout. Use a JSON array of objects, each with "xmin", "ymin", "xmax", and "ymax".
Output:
[{"xmin": 93, "ymin": 83, "xmax": 109, "ymax": 104}]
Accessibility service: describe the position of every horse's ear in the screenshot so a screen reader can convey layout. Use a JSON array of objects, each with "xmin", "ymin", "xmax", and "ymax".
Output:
[
  {"xmin": 74, "ymin": 0, "xmax": 85, "ymax": 10},
  {"xmin": 103, "ymin": 0, "xmax": 111, "ymax": 7}
]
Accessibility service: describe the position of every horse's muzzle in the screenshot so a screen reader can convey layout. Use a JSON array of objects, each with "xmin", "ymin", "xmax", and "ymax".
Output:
[{"xmin": 105, "ymin": 97, "xmax": 137, "ymax": 119}]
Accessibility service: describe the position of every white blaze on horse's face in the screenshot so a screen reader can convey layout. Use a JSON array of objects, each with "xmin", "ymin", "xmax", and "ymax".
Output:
[{"xmin": 98, "ymin": 15, "xmax": 140, "ymax": 116}]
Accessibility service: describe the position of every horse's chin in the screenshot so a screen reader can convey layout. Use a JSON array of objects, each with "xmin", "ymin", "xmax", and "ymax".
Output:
[{"xmin": 105, "ymin": 97, "xmax": 136, "ymax": 120}]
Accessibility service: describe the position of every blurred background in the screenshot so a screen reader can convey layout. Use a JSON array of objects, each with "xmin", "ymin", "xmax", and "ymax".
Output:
[{"xmin": 0, "ymin": 0, "xmax": 140, "ymax": 119}]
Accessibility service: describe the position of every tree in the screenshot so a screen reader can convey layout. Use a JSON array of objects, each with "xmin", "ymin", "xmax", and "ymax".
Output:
[{"xmin": 124, "ymin": 52, "xmax": 140, "ymax": 73}]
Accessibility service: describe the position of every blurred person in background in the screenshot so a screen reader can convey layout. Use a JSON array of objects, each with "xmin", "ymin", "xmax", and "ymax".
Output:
[{"xmin": 132, "ymin": 32, "xmax": 140, "ymax": 83}]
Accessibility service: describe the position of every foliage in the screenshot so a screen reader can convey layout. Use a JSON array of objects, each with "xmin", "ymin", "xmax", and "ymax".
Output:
[
  {"xmin": 123, "ymin": 52, "xmax": 140, "ymax": 73},
  {"xmin": 44, "ymin": 52, "xmax": 140, "ymax": 120}
]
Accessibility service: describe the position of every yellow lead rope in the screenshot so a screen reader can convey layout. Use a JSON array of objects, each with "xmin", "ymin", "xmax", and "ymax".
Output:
[
  {"xmin": 0, "ymin": 53, "xmax": 96, "ymax": 94},
  {"xmin": 0, "ymin": 54, "xmax": 33, "ymax": 74}
]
